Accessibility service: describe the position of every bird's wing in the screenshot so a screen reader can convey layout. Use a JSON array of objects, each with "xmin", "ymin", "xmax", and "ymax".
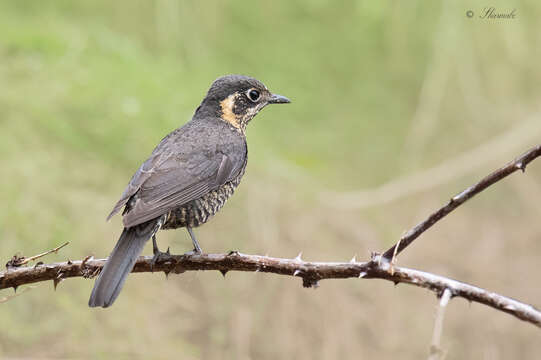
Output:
[
  {"xmin": 108, "ymin": 126, "xmax": 246, "ymax": 229},
  {"xmin": 106, "ymin": 152, "xmax": 163, "ymax": 221}
]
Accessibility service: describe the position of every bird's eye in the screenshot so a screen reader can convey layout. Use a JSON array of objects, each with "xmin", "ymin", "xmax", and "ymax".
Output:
[{"xmin": 247, "ymin": 89, "xmax": 260, "ymax": 102}]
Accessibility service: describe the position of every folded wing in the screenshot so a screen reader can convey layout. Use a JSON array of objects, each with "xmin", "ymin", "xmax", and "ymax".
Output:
[{"xmin": 107, "ymin": 123, "xmax": 246, "ymax": 229}]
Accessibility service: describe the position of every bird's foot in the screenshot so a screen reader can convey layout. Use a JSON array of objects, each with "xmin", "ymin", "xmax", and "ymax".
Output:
[
  {"xmin": 183, "ymin": 247, "xmax": 202, "ymax": 257},
  {"xmin": 150, "ymin": 247, "xmax": 171, "ymax": 271}
]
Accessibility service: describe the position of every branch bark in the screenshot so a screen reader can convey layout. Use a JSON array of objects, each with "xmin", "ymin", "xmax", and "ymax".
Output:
[
  {"xmin": 2, "ymin": 252, "xmax": 540, "ymax": 328},
  {"xmin": 382, "ymin": 144, "xmax": 541, "ymax": 260}
]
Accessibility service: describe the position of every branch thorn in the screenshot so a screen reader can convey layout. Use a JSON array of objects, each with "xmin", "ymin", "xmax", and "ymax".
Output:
[
  {"xmin": 302, "ymin": 277, "xmax": 319, "ymax": 288},
  {"xmin": 53, "ymin": 277, "xmax": 64, "ymax": 290},
  {"xmin": 81, "ymin": 255, "xmax": 93, "ymax": 268}
]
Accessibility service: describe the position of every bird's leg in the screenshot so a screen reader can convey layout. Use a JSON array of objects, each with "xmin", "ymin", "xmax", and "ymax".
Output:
[
  {"xmin": 186, "ymin": 226, "xmax": 203, "ymax": 255},
  {"xmin": 152, "ymin": 235, "xmax": 160, "ymax": 255},
  {"xmin": 150, "ymin": 234, "xmax": 170, "ymax": 271}
]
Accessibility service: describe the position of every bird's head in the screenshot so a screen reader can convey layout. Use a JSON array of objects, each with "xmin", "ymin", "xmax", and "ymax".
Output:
[{"xmin": 197, "ymin": 74, "xmax": 290, "ymax": 133}]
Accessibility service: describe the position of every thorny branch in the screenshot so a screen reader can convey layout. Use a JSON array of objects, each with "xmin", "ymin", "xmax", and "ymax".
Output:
[
  {"xmin": 383, "ymin": 144, "xmax": 541, "ymax": 260},
  {"xmin": 1, "ymin": 252, "xmax": 541, "ymax": 328},
  {"xmin": 1, "ymin": 145, "xmax": 541, "ymax": 332}
]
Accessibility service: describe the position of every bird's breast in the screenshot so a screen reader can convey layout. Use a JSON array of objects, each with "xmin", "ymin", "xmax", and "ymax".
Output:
[{"xmin": 162, "ymin": 171, "xmax": 245, "ymax": 229}]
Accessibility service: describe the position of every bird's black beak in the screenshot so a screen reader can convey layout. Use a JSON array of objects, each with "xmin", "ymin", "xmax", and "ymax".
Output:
[{"xmin": 268, "ymin": 94, "xmax": 291, "ymax": 104}]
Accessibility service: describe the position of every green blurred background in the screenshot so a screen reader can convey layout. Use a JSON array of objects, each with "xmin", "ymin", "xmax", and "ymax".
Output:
[{"xmin": 1, "ymin": 1, "xmax": 541, "ymax": 359}]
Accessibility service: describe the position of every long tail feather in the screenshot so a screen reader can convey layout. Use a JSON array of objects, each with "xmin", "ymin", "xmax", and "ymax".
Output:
[{"xmin": 89, "ymin": 219, "xmax": 158, "ymax": 308}]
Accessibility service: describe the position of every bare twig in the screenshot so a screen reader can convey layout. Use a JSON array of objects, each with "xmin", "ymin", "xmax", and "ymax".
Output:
[
  {"xmin": 428, "ymin": 288, "xmax": 451, "ymax": 360},
  {"xmin": 382, "ymin": 144, "xmax": 541, "ymax": 260},
  {"xmin": 6, "ymin": 242, "xmax": 70, "ymax": 269},
  {"xmin": 1, "ymin": 252, "xmax": 540, "ymax": 328}
]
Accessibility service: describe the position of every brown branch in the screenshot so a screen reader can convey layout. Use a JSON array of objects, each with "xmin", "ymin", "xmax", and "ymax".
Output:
[
  {"xmin": 1, "ymin": 252, "xmax": 540, "ymax": 328},
  {"xmin": 382, "ymin": 144, "xmax": 541, "ymax": 260}
]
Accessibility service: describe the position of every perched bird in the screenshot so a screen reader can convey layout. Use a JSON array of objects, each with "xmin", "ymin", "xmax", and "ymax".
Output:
[{"xmin": 89, "ymin": 75, "xmax": 290, "ymax": 308}]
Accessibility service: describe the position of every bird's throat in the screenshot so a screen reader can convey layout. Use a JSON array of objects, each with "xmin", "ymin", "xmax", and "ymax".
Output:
[{"xmin": 219, "ymin": 94, "xmax": 244, "ymax": 132}]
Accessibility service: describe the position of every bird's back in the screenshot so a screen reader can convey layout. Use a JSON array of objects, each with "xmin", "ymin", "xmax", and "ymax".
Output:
[
  {"xmin": 160, "ymin": 117, "xmax": 248, "ymax": 229},
  {"xmin": 111, "ymin": 116, "xmax": 247, "ymax": 229}
]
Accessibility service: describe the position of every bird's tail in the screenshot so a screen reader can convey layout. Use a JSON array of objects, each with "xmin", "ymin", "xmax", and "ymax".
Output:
[{"xmin": 88, "ymin": 219, "xmax": 159, "ymax": 308}]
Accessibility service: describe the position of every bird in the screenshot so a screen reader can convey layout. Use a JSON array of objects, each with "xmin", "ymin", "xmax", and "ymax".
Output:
[{"xmin": 88, "ymin": 74, "xmax": 290, "ymax": 308}]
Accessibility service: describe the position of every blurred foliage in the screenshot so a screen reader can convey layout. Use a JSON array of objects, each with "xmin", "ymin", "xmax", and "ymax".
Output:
[{"xmin": 1, "ymin": 1, "xmax": 541, "ymax": 359}]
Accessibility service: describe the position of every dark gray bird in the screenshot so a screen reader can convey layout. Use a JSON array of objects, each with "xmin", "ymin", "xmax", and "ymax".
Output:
[{"xmin": 89, "ymin": 75, "xmax": 290, "ymax": 308}]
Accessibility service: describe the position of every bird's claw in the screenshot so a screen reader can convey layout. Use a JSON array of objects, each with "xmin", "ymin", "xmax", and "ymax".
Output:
[
  {"xmin": 150, "ymin": 247, "xmax": 171, "ymax": 272},
  {"xmin": 183, "ymin": 247, "xmax": 202, "ymax": 256}
]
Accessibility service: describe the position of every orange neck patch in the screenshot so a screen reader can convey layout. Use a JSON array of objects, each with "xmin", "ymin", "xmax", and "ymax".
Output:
[{"xmin": 220, "ymin": 94, "xmax": 243, "ymax": 132}]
